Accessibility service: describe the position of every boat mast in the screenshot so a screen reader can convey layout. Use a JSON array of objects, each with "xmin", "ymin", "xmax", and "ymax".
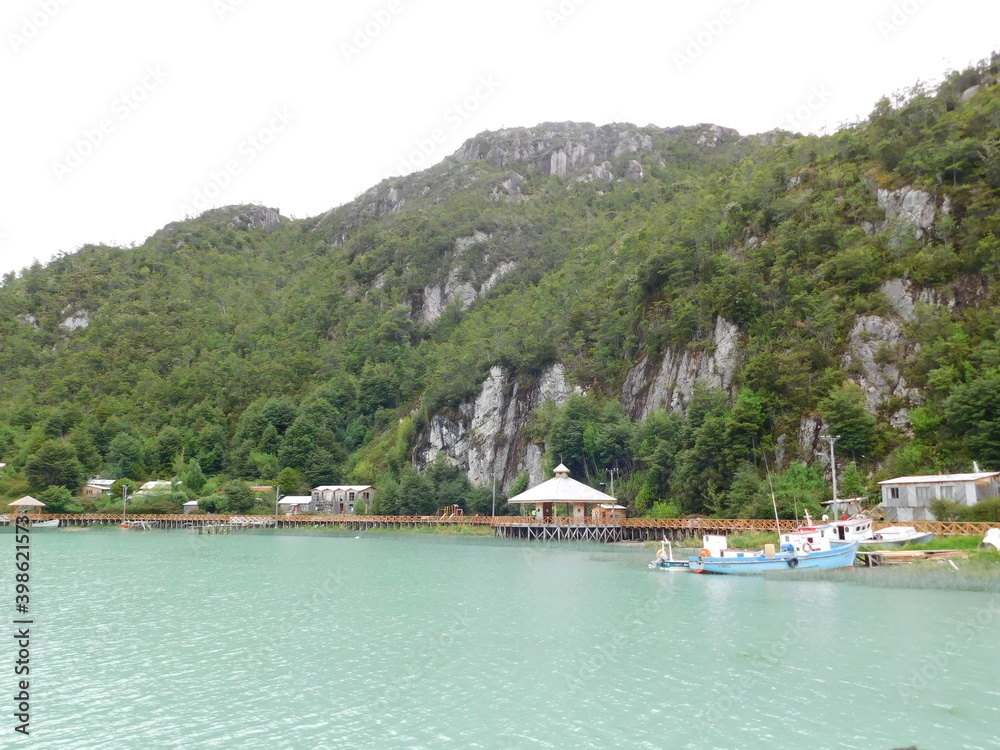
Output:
[
  {"xmin": 761, "ymin": 451, "xmax": 781, "ymax": 537},
  {"xmin": 821, "ymin": 434, "xmax": 840, "ymax": 512}
]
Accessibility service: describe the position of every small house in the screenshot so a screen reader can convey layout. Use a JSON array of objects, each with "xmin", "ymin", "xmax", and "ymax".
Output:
[
  {"xmin": 278, "ymin": 496, "xmax": 311, "ymax": 515},
  {"xmin": 591, "ymin": 503, "xmax": 627, "ymax": 522},
  {"xmin": 80, "ymin": 478, "xmax": 116, "ymax": 499},
  {"xmin": 182, "ymin": 500, "xmax": 199, "ymax": 515},
  {"xmin": 877, "ymin": 471, "xmax": 1000, "ymax": 521}
]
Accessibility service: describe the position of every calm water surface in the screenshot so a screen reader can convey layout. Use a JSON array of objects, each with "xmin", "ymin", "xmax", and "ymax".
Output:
[{"xmin": 4, "ymin": 528, "xmax": 999, "ymax": 749}]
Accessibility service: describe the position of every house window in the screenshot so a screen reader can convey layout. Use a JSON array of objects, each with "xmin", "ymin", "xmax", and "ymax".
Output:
[
  {"xmin": 915, "ymin": 486, "xmax": 934, "ymax": 501},
  {"xmin": 889, "ymin": 487, "xmax": 900, "ymax": 499},
  {"xmin": 939, "ymin": 485, "xmax": 954, "ymax": 499}
]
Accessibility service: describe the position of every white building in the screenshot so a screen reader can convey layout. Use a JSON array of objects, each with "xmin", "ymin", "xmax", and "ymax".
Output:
[
  {"xmin": 507, "ymin": 464, "xmax": 617, "ymax": 523},
  {"xmin": 134, "ymin": 480, "xmax": 179, "ymax": 496},
  {"xmin": 877, "ymin": 471, "xmax": 1000, "ymax": 521},
  {"xmin": 310, "ymin": 485, "xmax": 374, "ymax": 514},
  {"xmin": 278, "ymin": 496, "xmax": 312, "ymax": 515}
]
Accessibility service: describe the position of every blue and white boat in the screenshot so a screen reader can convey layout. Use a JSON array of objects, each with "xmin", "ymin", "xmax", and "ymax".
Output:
[
  {"xmin": 689, "ymin": 516, "xmax": 859, "ymax": 574},
  {"xmin": 648, "ymin": 539, "xmax": 690, "ymax": 571}
]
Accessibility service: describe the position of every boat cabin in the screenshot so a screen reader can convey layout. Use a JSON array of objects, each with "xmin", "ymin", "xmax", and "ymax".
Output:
[
  {"xmin": 699, "ymin": 534, "xmax": 773, "ymax": 559},
  {"xmin": 780, "ymin": 523, "xmax": 835, "ymax": 554},
  {"xmin": 829, "ymin": 515, "xmax": 873, "ymax": 542}
]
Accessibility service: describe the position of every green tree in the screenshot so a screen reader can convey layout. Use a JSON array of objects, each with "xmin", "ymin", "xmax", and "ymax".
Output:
[
  {"xmin": 724, "ymin": 461, "xmax": 766, "ymax": 517},
  {"xmin": 107, "ymin": 434, "xmax": 145, "ymax": 479},
  {"xmin": 819, "ymin": 383, "xmax": 879, "ymax": 457},
  {"xmin": 276, "ymin": 467, "xmax": 305, "ymax": 495},
  {"xmin": 219, "ymin": 480, "xmax": 254, "ymax": 513},
  {"xmin": 838, "ymin": 461, "xmax": 867, "ymax": 500},
  {"xmin": 396, "ymin": 466, "xmax": 434, "ymax": 515},
  {"xmin": 943, "ymin": 369, "xmax": 1000, "ymax": 466},
  {"xmin": 181, "ymin": 459, "xmax": 207, "ymax": 495},
  {"xmin": 37, "ymin": 485, "xmax": 75, "ymax": 513},
  {"xmin": 24, "ymin": 440, "xmax": 85, "ymax": 492}
]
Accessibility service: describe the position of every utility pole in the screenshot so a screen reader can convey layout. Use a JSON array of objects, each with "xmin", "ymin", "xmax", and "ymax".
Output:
[
  {"xmin": 491, "ymin": 474, "xmax": 496, "ymax": 517},
  {"xmin": 275, "ymin": 485, "xmax": 281, "ymax": 528},
  {"xmin": 606, "ymin": 467, "xmax": 619, "ymax": 498},
  {"xmin": 820, "ymin": 434, "xmax": 840, "ymax": 504}
]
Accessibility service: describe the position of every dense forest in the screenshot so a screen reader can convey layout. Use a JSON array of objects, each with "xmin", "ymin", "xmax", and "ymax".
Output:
[{"xmin": 1, "ymin": 56, "xmax": 999, "ymax": 520}]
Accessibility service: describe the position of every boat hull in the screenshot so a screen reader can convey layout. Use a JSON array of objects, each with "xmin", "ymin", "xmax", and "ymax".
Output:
[
  {"xmin": 689, "ymin": 542, "xmax": 859, "ymax": 574},
  {"xmin": 860, "ymin": 531, "xmax": 935, "ymax": 549},
  {"xmin": 648, "ymin": 560, "xmax": 690, "ymax": 571}
]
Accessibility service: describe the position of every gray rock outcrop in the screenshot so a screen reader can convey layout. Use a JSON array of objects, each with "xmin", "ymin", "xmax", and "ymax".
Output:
[
  {"xmin": 865, "ymin": 186, "xmax": 936, "ymax": 242},
  {"xmin": 622, "ymin": 316, "xmax": 741, "ymax": 419},
  {"xmin": 415, "ymin": 363, "xmax": 575, "ymax": 487},
  {"xmin": 420, "ymin": 232, "xmax": 516, "ymax": 325},
  {"xmin": 841, "ymin": 315, "xmax": 920, "ymax": 430},
  {"xmin": 228, "ymin": 206, "xmax": 282, "ymax": 230},
  {"xmin": 60, "ymin": 311, "xmax": 90, "ymax": 331}
]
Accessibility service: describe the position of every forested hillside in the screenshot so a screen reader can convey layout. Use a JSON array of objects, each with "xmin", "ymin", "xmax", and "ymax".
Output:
[{"xmin": 1, "ymin": 56, "xmax": 998, "ymax": 519}]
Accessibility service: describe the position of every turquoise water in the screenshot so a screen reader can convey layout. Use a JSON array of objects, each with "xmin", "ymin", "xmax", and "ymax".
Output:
[{"xmin": 4, "ymin": 528, "xmax": 999, "ymax": 749}]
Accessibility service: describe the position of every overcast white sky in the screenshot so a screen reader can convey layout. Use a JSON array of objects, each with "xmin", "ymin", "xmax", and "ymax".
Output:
[{"xmin": 2, "ymin": 0, "xmax": 997, "ymax": 278}]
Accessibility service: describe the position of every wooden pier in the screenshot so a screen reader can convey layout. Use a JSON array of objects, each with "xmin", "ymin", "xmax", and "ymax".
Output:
[
  {"xmin": 856, "ymin": 549, "xmax": 970, "ymax": 567},
  {"xmin": 7, "ymin": 513, "xmax": 997, "ymax": 543}
]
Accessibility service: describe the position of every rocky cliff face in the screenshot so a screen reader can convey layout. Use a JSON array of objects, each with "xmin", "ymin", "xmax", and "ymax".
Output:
[
  {"xmin": 862, "ymin": 184, "xmax": 947, "ymax": 244},
  {"xmin": 454, "ymin": 121, "xmax": 739, "ymax": 178},
  {"xmin": 621, "ymin": 316, "xmax": 742, "ymax": 419},
  {"xmin": 414, "ymin": 364, "xmax": 576, "ymax": 488},
  {"xmin": 418, "ymin": 231, "xmax": 517, "ymax": 325},
  {"xmin": 840, "ymin": 313, "xmax": 919, "ymax": 431}
]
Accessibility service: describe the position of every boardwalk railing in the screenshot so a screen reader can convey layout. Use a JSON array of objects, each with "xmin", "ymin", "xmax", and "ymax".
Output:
[{"xmin": 5, "ymin": 512, "xmax": 997, "ymax": 538}]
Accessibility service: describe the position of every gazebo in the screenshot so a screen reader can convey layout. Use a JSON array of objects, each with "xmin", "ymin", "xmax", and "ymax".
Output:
[
  {"xmin": 8, "ymin": 496, "xmax": 46, "ymax": 514},
  {"xmin": 506, "ymin": 464, "xmax": 617, "ymax": 523}
]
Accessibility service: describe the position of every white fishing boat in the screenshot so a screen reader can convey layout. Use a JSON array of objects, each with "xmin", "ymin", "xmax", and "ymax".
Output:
[
  {"xmin": 828, "ymin": 514, "xmax": 934, "ymax": 547},
  {"xmin": 861, "ymin": 526, "xmax": 935, "ymax": 547},
  {"xmin": 32, "ymin": 519, "xmax": 59, "ymax": 528}
]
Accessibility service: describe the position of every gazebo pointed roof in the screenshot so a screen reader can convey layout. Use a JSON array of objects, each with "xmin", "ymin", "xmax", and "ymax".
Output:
[
  {"xmin": 507, "ymin": 465, "xmax": 616, "ymax": 504},
  {"xmin": 9, "ymin": 496, "xmax": 45, "ymax": 507}
]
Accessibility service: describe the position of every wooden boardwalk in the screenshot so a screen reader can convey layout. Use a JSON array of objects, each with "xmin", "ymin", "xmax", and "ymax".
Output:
[{"xmin": 8, "ymin": 513, "xmax": 998, "ymax": 542}]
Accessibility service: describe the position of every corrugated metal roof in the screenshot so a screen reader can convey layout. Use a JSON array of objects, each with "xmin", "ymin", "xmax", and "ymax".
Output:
[
  {"xmin": 878, "ymin": 472, "xmax": 1000, "ymax": 485},
  {"xmin": 312, "ymin": 485, "xmax": 374, "ymax": 492}
]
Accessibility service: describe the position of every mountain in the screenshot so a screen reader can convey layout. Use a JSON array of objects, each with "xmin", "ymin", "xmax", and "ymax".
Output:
[{"xmin": 2, "ymin": 55, "xmax": 999, "ymax": 519}]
